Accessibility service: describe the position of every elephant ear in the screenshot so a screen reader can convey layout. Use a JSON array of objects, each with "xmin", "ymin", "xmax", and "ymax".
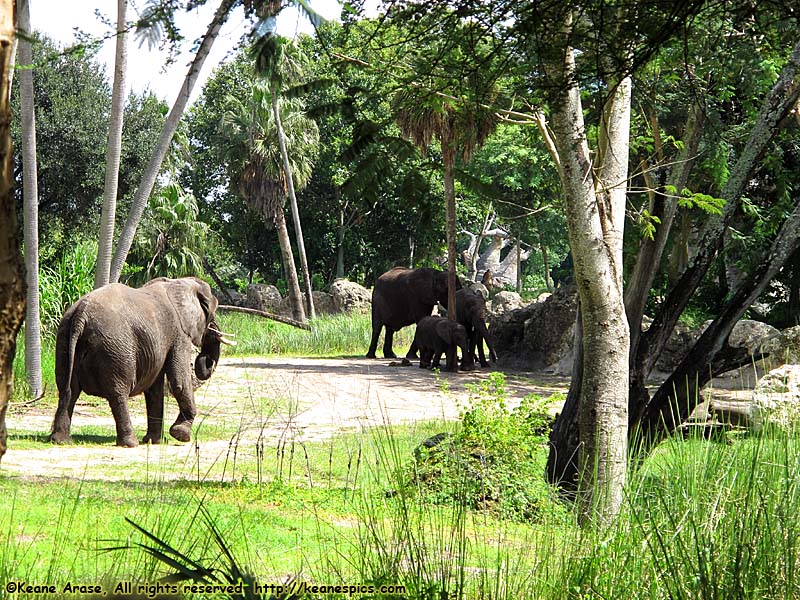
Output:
[
  {"xmin": 164, "ymin": 278, "xmax": 218, "ymax": 346},
  {"xmin": 435, "ymin": 319, "xmax": 453, "ymax": 344}
]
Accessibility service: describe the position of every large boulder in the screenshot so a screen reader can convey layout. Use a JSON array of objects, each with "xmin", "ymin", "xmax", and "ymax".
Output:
[
  {"xmin": 213, "ymin": 288, "xmax": 246, "ymax": 307},
  {"xmin": 331, "ymin": 279, "xmax": 371, "ymax": 313},
  {"xmin": 312, "ymin": 291, "xmax": 336, "ymax": 316},
  {"xmin": 491, "ymin": 284, "xmax": 578, "ymax": 370},
  {"xmin": 749, "ymin": 364, "xmax": 800, "ymax": 431},
  {"xmin": 762, "ymin": 325, "xmax": 800, "ymax": 366},
  {"xmin": 246, "ymin": 284, "xmax": 282, "ymax": 312},
  {"xmin": 491, "ymin": 291, "xmax": 524, "ymax": 315}
]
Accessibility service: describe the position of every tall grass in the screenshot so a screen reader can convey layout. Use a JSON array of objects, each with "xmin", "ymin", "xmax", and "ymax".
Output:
[{"xmin": 217, "ymin": 311, "xmax": 415, "ymax": 358}]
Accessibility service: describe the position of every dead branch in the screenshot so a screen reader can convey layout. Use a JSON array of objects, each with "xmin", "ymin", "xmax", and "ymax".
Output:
[{"xmin": 217, "ymin": 305, "xmax": 311, "ymax": 330}]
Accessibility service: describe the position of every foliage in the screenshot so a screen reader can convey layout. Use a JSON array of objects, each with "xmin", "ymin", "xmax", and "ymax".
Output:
[
  {"xmin": 410, "ymin": 372, "xmax": 559, "ymax": 521},
  {"xmin": 10, "ymin": 34, "xmax": 167, "ymax": 245},
  {"xmin": 127, "ymin": 183, "xmax": 210, "ymax": 286},
  {"xmin": 38, "ymin": 240, "xmax": 97, "ymax": 338}
]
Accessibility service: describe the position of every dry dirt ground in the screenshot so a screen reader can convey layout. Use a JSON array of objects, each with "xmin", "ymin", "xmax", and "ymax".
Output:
[{"xmin": 0, "ymin": 357, "xmax": 568, "ymax": 482}]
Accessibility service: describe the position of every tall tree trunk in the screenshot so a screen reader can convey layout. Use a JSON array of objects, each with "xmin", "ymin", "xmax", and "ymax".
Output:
[
  {"xmin": 272, "ymin": 206, "xmax": 305, "ymax": 323},
  {"xmin": 18, "ymin": 0, "xmax": 41, "ymax": 398},
  {"xmin": 109, "ymin": 0, "xmax": 235, "ymax": 282},
  {"xmin": 95, "ymin": 0, "xmax": 128, "ymax": 288},
  {"xmin": 271, "ymin": 89, "xmax": 314, "ymax": 319},
  {"xmin": 336, "ymin": 207, "xmax": 345, "ymax": 279},
  {"xmin": 0, "ymin": 0, "xmax": 27, "ymax": 460},
  {"xmin": 443, "ymin": 153, "xmax": 458, "ymax": 322},
  {"xmin": 548, "ymin": 24, "xmax": 632, "ymax": 523}
]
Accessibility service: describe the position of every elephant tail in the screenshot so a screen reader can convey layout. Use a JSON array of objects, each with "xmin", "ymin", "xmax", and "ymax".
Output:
[{"xmin": 61, "ymin": 301, "xmax": 88, "ymax": 398}]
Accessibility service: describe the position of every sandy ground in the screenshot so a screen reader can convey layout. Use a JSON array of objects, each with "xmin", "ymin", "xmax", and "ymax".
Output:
[{"xmin": 0, "ymin": 357, "xmax": 568, "ymax": 481}]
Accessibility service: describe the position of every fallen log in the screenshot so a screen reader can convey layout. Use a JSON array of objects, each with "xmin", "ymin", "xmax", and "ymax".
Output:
[{"xmin": 217, "ymin": 305, "xmax": 311, "ymax": 330}]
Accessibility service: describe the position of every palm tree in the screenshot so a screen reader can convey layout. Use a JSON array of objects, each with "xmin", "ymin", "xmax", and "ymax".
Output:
[
  {"xmin": 18, "ymin": 0, "xmax": 42, "ymax": 398},
  {"xmin": 217, "ymin": 83, "xmax": 319, "ymax": 323},
  {"xmin": 252, "ymin": 36, "xmax": 316, "ymax": 318},
  {"xmin": 394, "ymin": 74, "xmax": 497, "ymax": 322},
  {"xmin": 94, "ymin": 0, "xmax": 128, "ymax": 288}
]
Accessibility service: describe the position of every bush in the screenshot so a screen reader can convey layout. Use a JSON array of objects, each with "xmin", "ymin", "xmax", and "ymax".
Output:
[
  {"xmin": 410, "ymin": 372, "xmax": 563, "ymax": 521},
  {"xmin": 39, "ymin": 241, "xmax": 97, "ymax": 338}
]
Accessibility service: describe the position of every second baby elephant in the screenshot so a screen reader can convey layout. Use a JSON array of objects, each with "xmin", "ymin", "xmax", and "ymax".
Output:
[
  {"xmin": 413, "ymin": 316, "xmax": 473, "ymax": 373},
  {"xmin": 50, "ymin": 276, "xmax": 235, "ymax": 447}
]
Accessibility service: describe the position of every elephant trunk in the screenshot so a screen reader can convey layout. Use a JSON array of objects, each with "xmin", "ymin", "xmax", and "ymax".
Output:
[{"xmin": 194, "ymin": 320, "xmax": 225, "ymax": 383}]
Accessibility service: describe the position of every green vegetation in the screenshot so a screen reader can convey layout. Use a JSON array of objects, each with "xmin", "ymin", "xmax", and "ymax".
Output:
[{"xmin": 6, "ymin": 378, "xmax": 800, "ymax": 598}]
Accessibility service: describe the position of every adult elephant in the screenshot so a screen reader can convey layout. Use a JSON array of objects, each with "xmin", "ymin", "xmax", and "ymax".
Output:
[
  {"xmin": 50, "ymin": 277, "xmax": 235, "ymax": 447},
  {"xmin": 456, "ymin": 288, "xmax": 497, "ymax": 368},
  {"xmin": 366, "ymin": 267, "xmax": 460, "ymax": 359}
]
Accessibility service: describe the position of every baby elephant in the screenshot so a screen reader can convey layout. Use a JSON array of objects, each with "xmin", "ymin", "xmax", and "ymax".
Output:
[{"xmin": 414, "ymin": 316, "xmax": 474, "ymax": 372}]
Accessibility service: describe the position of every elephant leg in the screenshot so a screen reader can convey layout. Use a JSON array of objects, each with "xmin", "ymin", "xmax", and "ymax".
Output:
[
  {"xmin": 50, "ymin": 380, "xmax": 81, "ymax": 444},
  {"xmin": 383, "ymin": 329, "xmax": 397, "ymax": 359},
  {"xmin": 142, "ymin": 374, "xmax": 165, "ymax": 444},
  {"xmin": 166, "ymin": 370, "xmax": 196, "ymax": 443},
  {"xmin": 475, "ymin": 332, "xmax": 488, "ymax": 367},
  {"xmin": 405, "ymin": 337, "xmax": 419, "ymax": 360},
  {"xmin": 366, "ymin": 324, "xmax": 382, "ymax": 359},
  {"xmin": 419, "ymin": 348, "xmax": 431, "ymax": 369},
  {"xmin": 445, "ymin": 345, "xmax": 459, "ymax": 372},
  {"xmin": 107, "ymin": 392, "xmax": 138, "ymax": 448},
  {"xmin": 431, "ymin": 349, "xmax": 443, "ymax": 369}
]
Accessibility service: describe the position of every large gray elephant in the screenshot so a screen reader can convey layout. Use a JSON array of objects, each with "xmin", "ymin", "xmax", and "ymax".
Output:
[
  {"xmin": 50, "ymin": 277, "xmax": 234, "ymax": 447},
  {"xmin": 456, "ymin": 288, "xmax": 497, "ymax": 368},
  {"xmin": 367, "ymin": 267, "xmax": 460, "ymax": 359},
  {"xmin": 413, "ymin": 316, "xmax": 472, "ymax": 372}
]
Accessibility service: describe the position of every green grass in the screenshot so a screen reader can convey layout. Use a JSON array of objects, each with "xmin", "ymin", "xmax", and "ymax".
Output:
[
  {"xmin": 9, "ymin": 312, "xmax": 800, "ymax": 598},
  {"xmin": 216, "ymin": 312, "xmax": 415, "ymax": 358}
]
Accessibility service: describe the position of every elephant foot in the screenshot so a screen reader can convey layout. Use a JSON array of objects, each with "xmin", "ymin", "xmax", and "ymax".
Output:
[
  {"xmin": 49, "ymin": 432, "xmax": 73, "ymax": 445},
  {"xmin": 116, "ymin": 435, "xmax": 139, "ymax": 448},
  {"xmin": 384, "ymin": 352, "xmax": 398, "ymax": 359},
  {"xmin": 142, "ymin": 432, "xmax": 163, "ymax": 445},
  {"xmin": 169, "ymin": 423, "xmax": 192, "ymax": 443},
  {"xmin": 366, "ymin": 352, "xmax": 377, "ymax": 359},
  {"xmin": 405, "ymin": 352, "xmax": 418, "ymax": 360}
]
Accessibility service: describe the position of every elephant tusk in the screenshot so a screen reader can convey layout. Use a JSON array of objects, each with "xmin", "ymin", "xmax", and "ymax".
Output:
[
  {"xmin": 208, "ymin": 326, "xmax": 236, "ymax": 338},
  {"xmin": 219, "ymin": 336, "xmax": 237, "ymax": 347}
]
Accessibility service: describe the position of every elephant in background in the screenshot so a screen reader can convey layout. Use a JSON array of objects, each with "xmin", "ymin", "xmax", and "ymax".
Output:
[
  {"xmin": 50, "ymin": 277, "xmax": 235, "ymax": 447},
  {"xmin": 456, "ymin": 288, "xmax": 497, "ymax": 368},
  {"xmin": 414, "ymin": 316, "xmax": 473, "ymax": 373},
  {"xmin": 367, "ymin": 267, "xmax": 461, "ymax": 359}
]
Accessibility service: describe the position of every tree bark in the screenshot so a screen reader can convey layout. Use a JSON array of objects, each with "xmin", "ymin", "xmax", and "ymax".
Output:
[
  {"xmin": 0, "ymin": 0, "xmax": 27, "ymax": 459},
  {"xmin": 548, "ymin": 26, "xmax": 631, "ymax": 524},
  {"xmin": 443, "ymin": 154, "xmax": 458, "ymax": 322},
  {"xmin": 18, "ymin": 0, "xmax": 41, "ymax": 398},
  {"xmin": 95, "ymin": 0, "xmax": 128, "ymax": 288},
  {"xmin": 109, "ymin": 0, "xmax": 235, "ymax": 282},
  {"xmin": 272, "ymin": 205, "xmax": 306, "ymax": 323},
  {"xmin": 272, "ymin": 89, "xmax": 314, "ymax": 319}
]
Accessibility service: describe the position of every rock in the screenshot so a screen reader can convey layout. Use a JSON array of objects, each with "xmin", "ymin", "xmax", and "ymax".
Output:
[
  {"xmin": 491, "ymin": 291, "xmax": 524, "ymax": 315},
  {"xmin": 750, "ymin": 364, "xmax": 800, "ymax": 431},
  {"xmin": 761, "ymin": 325, "xmax": 800, "ymax": 366},
  {"xmin": 331, "ymin": 278, "xmax": 371, "ymax": 313},
  {"xmin": 312, "ymin": 291, "xmax": 336, "ymax": 315},
  {"xmin": 246, "ymin": 284, "xmax": 282, "ymax": 312},
  {"xmin": 491, "ymin": 284, "xmax": 578, "ymax": 370},
  {"xmin": 655, "ymin": 321, "xmax": 705, "ymax": 373},
  {"xmin": 213, "ymin": 288, "xmax": 246, "ymax": 306},
  {"xmin": 728, "ymin": 319, "xmax": 781, "ymax": 355}
]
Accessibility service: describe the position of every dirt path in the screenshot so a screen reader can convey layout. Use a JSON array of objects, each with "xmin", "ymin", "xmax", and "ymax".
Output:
[{"xmin": 0, "ymin": 357, "xmax": 568, "ymax": 481}]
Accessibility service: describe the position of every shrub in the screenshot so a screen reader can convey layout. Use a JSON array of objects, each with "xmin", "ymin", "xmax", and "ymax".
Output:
[{"xmin": 410, "ymin": 372, "xmax": 563, "ymax": 521}]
